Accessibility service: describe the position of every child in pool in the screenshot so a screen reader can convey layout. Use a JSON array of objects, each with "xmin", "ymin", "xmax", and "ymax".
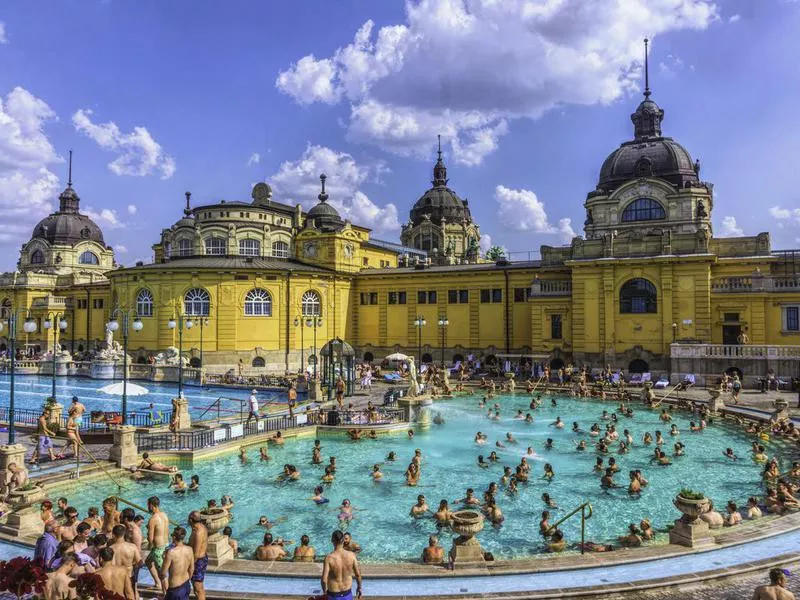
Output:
[{"xmin": 189, "ymin": 475, "xmax": 200, "ymax": 492}]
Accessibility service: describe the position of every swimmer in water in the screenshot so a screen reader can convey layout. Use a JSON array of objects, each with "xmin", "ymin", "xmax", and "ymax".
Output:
[
  {"xmin": 572, "ymin": 422, "xmax": 583, "ymax": 433},
  {"xmin": 372, "ymin": 464, "xmax": 383, "ymax": 480},
  {"xmin": 328, "ymin": 457, "xmax": 337, "ymax": 473},
  {"xmin": 514, "ymin": 410, "xmax": 524, "ymax": 420},
  {"xmin": 724, "ymin": 447, "xmax": 739, "ymax": 460},
  {"xmin": 674, "ymin": 442, "xmax": 685, "ymax": 456},
  {"xmin": 501, "ymin": 466, "xmax": 513, "ymax": 486},
  {"xmin": 454, "ymin": 488, "xmax": 481, "ymax": 506},
  {"xmin": 189, "ymin": 475, "xmax": 200, "ymax": 492},
  {"xmin": 542, "ymin": 493, "xmax": 558, "ymax": 508},
  {"xmin": 337, "ymin": 499, "xmax": 355, "ymax": 527},
  {"xmin": 643, "ymin": 432, "xmax": 653, "ymax": 445},
  {"xmin": 310, "ymin": 486, "xmax": 329, "ymax": 505},
  {"xmin": 475, "ymin": 432, "xmax": 486, "ymax": 445},
  {"xmin": 477, "ymin": 455, "xmax": 489, "ymax": 468},
  {"xmin": 655, "ymin": 431, "xmax": 665, "ymax": 446},
  {"xmin": 239, "ymin": 447, "xmax": 248, "ymax": 464},
  {"xmin": 600, "ymin": 468, "xmax": 616, "ymax": 488},
  {"xmin": 593, "ymin": 457, "xmax": 604, "ymax": 473},
  {"xmin": 543, "ymin": 463, "xmax": 555, "ymax": 481},
  {"xmin": 526, "ymin": 446, "xmax": 537, "ymax": 457},
  {"xmin": 410, "ymin": 494, "xmax": 429, "ymax": 518},
  {"xmin": 670, "ymin": 424, "xmax": 679, "ymax": 436},
  {"xmin": 321, "ymin": 466, "xmax": 335, "ymax": 483},
  {"xmin": 260, "ymin": 447, "xmax": 271, "ymax": 462},
  {"xmin": 386, "ymin": 451, "xmax": 396, "ymax": 462},
  {"xmin": 539, "ymin": 510, "xmax": 552, "ymax": 537},
  {"xmin": 507, "ymin": 477, "xmax": 519, "ymax": 495},
  {"xmin": 575, "ymin": 440, "xmax": 587, "ymax": 451},
  {"xmin": 545, "ymin": 438, "xmax": 554, "ymax": 450},
  {"xmin": 617, "ymin": 441, "xmax": 629, "ymax": 454},
  {"xmin": 525, "ymin": 413, "xmax": 534, "ymax": 423},
  {"xmin": 488, "ymin": 451, "xmax": 500, "ymax": 462},
  {"xmin": 408, "ymin": 429, "xmax": 415, "ymax": 440},
  {"xmin": 434, "ymin": 500, "xmax": 453, "ymax": 527},
  {"xmin": 311, "ymin": 447, "xmax": 321, "ymax": 464},
  {"xmin": 505, "ymin": 432, "xmax": 517, "ymax": 444},
  {"xmin": 550, "ymin": 417, "xmax": 564, "ymax": 429}
]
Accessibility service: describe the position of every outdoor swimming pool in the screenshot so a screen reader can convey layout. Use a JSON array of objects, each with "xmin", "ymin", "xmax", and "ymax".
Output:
[
  {"xmin": 58, "ymin": 392, "xmax": 787, "ymax": 563},
  {"xmin": 0, "ymin": 374, "xmax": 289, "ymax": 418}
]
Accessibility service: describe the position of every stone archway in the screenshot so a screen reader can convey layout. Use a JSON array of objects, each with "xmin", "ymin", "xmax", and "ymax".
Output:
[{"xmin": 629, "ymin": 359, "xmax": 649, "ymax": 373}]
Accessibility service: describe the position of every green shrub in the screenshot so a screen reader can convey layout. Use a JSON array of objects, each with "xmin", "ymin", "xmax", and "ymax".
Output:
[{"xmin": 678, "ymin": 488, "xmax": 705, "ymax": 500}]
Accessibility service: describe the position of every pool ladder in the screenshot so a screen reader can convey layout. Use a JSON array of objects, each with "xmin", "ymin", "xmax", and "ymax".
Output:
[{"xmin": 546, "ymin": 500, "xmax": 593, "ymax": 554}]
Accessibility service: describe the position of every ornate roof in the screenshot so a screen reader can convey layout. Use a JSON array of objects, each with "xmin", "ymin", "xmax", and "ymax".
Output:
[
  {"xmin": 595, "ymin": 39, "xmax": 699, "ymax": 194},
  {"xmin": 30, "ymin": 152, "xmax": 105, "ymax": 246},
  {"xmin": 306, "ymin": 174, "xmax": 344, "ymax": 232},
  {"xmin": 409, "ymin": 138, "xmax": 472, "ymax": 227}
]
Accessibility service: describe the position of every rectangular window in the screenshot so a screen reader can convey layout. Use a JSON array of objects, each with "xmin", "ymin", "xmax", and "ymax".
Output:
[
  {"xmin": 239, "ymin": 239, "xmax": 261, "ymax": 257},
  {"xmin": 459, "ymin": 290, "xmax": 469, "ymax": 303},
  {"xmin": 448, "ymin": 290, "xmax": 469, "ymax": 304},
  {"xmin": 77, "ymin": 299, "xmax": 88, "ymax": 309},
  {"xmin": 480, "ymin": 289, "xmax": 490, "ymax": 303},
  {"xmin": 786, "ymin": 307, "xmax": 800, "ymax": 332},
  {"xmin": 724, "ymin": 312, "xmax": 739, "ymax": 323},
  {"xmin": 93, "ymin": 299, "xmax": 104, "ymax": 309},
  {"xmin": 481, "ymin": 289, "xmax": 502, "ymax": 303},
  {"xmin": 363, "ymin": 257, "xmax": 369, "ymax": 266},
  {"xmin": 551, "ymin": 314, "xmax": 563, "ymax": 339},
  {"xmin": 428, "ymin": 291, "xmax": 437, "ymax": 304},
  {"xmin": 360, "ymin": 292, "xmax": 378, "ymax": 305},
  {"xmin": 492, "ymin": 289, "xmax": 502, "ymax": 303},
  {"xmin": 514, "ymin": 288, "xmax": 528, "ymax": 302},
  {"xmin": 205, "ymin": 237, "xmax": 226, "ymax": 255},
  {"xmin": 388, "ymin": 291, "xmax": 407, "ymax": 305}
]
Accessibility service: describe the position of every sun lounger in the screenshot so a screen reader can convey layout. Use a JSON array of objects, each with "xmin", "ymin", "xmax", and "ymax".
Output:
[
  {"xmin": 641, "ymin": 373, "xmax": 652, "ymax": 384},
  {"xmin": 629, "ymin": 374, "xmax": 642, "ymax": 385},
  {"xmin": 654, "ymin": 376, "xmax": 669, "ymax": 389}
]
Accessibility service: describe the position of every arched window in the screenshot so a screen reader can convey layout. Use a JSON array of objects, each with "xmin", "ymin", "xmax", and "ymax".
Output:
[
  {"xmin": 301, "ymin": 291, "xmax": 321, "ymax": 316},
  {"xmin": 78, "ymin": 251, "xmax": 99, "ymax": 265},
  {"xmin": 621, "ymin": 198, "xmax": 666, "ymax": 222},
  {"xmin": 271, "ymin": 241, "xmax": 289, "ymax": 258},
  {"xmin": 240, "ymin": 239, "xmax": 261, "ymax": 257},
  {"xmin": 252, "ymin": 357, "xmax": 266, "ymax": 367},
  {"xmin": 244, "ymin": 288, "xmax": 272, "ymax": 316},
  {"xmin": 629, "ymin": 359, "xmax": 649, "ymax": 373},
  {"xmin": 0, "ymin": 299, "xmax": 10, "ymax": 320},
  {"xmin": 177, "ymin": 239, "xmax": 193, "ymax": 257},
  {"xmin": 184, "ymin": 288, "xmax": 210, "ymax": 316},
  {"xmin": 205, "ymin": 236, "xmax": 226, "ymax": 255},
  {"xmin": 620, "ymin": 278, "xmax": 657, "ymax": 314},
  {"xmin": 136, "ymin": 289, "xmax": 154, "ymax": 317},
  {"xmin": 363, "ymin": 352, "xmax": 374, "ymax": 363},
  {"xmin": 30, "ymin": 250, "xmax": 44, "ymax": 264}
]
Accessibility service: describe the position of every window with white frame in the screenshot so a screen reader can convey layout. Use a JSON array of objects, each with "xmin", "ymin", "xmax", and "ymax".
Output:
[
  {"xmin": 244, "ymin": 288, "xmax": 272, "ymax": 316},
  {"xmin": 177, "ymin": 239, "xmax": 193, "ymax": 257},
  {"xmin": 78, "ymin": 251, "xmax": 99, "ymax": 265},
  {"xmin": 136, "ymin": 289, "xmax": 154, "ymax": 317},
  {"xmin": 184, "ymin": 288, "xmax": 210, "ymax": 316},
  {"xmin": 239, "ymin": 239, "xmax": 261, "ymax": 257},
  {"xmin": 204, "ymin": 237, "xmax": 226, "ymax": 255},
  {"xmin": 301, "ymin": 290, "xmax": 321, "ymax": 316},
  {"xmin": 272, "ymin": 240, "xmax": 289, "ymax": 258}
]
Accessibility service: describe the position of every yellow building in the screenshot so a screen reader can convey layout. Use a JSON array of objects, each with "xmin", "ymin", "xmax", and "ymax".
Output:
[{"xmin": 2, "ymin": 84, "xmax": 800, "ymax": 380}]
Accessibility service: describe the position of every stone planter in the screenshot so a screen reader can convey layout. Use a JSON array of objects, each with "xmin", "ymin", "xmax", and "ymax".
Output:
[
  {"xmin": 200, "ymin": 507, "xmax": 230, "ymax": 538},
  {"xmin": 449, "ymin": 510, "xmax": 485, "ymax": 564},
  {"xmin": 673, "ymin": 494, "xmax": 709, "ymax": 523},
  {"xmin": 670, "ymin": 493, "xmax": 713, "ymax": 548},
  {"xmin": 8, "ymin": 486, "xmax": 46, "ymax": 508}
]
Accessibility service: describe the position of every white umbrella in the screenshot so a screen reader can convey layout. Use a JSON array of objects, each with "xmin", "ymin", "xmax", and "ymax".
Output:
[
  {"xmin": 385, "ymin": 352, "xmax": 409, "ymax": 361},
  {"xmin": 98, "ymin": 382, "xmax": 150, "ymax": 396}
]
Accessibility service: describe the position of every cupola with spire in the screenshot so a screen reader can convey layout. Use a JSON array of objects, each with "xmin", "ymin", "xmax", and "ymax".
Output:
[
  {"xmin": 306, "ymin": 173, "xmax": 344, "ymax": 232},
  {"xmin": 408, "ymin": 135, "xmax": 472, "ymax": 227}
]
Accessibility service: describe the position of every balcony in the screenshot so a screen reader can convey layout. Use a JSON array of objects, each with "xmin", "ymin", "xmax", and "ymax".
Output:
[
  {"xmin": 530, "ymin": 279, "xmax": 572, "ymax": 297},
  {"xmin": 30, "ymin": 296, "xmax": 73, "ymax": 310},
  {"xmin": 711, "ymin": 276, "xmax": 800, "ymax": 293},
  {"xmin": 670, "ymin": 343, "xmax": 800, "ymax": 360}
]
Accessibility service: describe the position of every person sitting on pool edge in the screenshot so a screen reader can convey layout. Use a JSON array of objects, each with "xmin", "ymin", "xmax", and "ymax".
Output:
[
  {"xmin": 134, "ymin": 453, "xmax": 178, "ymax": 474},
  {"xmin": 293, "ymin": 534, "xmax": 315, "ymax": 562},
  {"xmin": 421, "ymin": 535, "xmax": 445, "ymax": 564},
  {"xmin": 255, "ymin": 533, "xmax": 286, "ymax": 561}
]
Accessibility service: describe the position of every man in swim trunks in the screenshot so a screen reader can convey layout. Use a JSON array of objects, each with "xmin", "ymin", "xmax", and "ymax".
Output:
[
  {"xmin": 146, "ymin": 496, "xmax": 170, "ymax": 594},
  {"xmin": 95, "ymin": 546, "xmax": 135, "ymax": 599},
  {"xmin": 188, "ymin": 511, "xmax": 208, "ymax": 600},
  {"xmin": 752, "ymin": 567, "xmax": 796, "ymax": 600},
  {"xmin": 421, "ymin": 535, "xmax": 445, "ymax": 564},
  {"xmin": 161, "ymin": 526, "xmax": 194, "ymax": 600},
  {"xmin": 69, "ymin": 396, "xmax": 86, "ymax": 427},
  {"xmin": 322, "ymin": 530, "xmax": 362, "ymax": 599}
]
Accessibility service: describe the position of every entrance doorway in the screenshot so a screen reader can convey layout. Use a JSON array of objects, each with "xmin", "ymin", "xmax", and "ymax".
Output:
[{"xmin": 722, "ymin": 325, "xmax": 741, "ymax": 346}]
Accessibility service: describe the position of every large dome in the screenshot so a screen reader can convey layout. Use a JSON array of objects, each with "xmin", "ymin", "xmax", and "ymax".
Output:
[
  {"xmin": 30, "ymin": 184, "xmax": 105, "ymax": 246},
  {"xmin": 409, "ymin": 144, "xmax": 472, "ymax": 226},
  {"xmin": 598, "ymin": 137, "xmax": 698, "ymax": 193}
]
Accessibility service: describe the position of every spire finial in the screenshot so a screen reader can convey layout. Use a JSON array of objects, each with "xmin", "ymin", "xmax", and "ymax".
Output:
[
  {"xmin": 184, "ymin": 191, "xmax": 191, "ymax": 215},
  {"xmin": 437, "ymin": 134, "xmax": 442, "ymax": 159},
  {"xmin": 643, "ymin": 37, "xmax": 651, "ymax": 99},
  {"xmin": 318, "ymin": 173, "xmax": 329, "ymax": 202},
  {"xmin": 67, "ymin": 149, "xmax": 73, "ymax": 188}
]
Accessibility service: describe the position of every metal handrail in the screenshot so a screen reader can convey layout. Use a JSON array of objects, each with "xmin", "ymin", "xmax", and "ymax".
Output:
[{"xmin": 546, "ymin": 500, "xmax": 593, "ymax": 554}]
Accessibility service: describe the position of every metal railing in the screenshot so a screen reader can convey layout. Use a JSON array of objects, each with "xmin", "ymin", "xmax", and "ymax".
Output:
[
  {"xmin": 0, "ymin": 405, "xmax": 171, "ymax": 432},
  {"xmin": 546, "ymin": 500, "xmax": 593, "ymax": 554},
  {"xmin": 134, "ymin": 413, "xmax": 311, "ymax": 452},
  {"xmin": 320, "ymin": 407, "xmax": 407, "ymax": 426}
]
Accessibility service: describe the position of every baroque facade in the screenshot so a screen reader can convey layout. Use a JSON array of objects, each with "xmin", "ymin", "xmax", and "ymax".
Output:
[{"xmin": 2, "ymin": 81, "xmax": 799, "ymax": 376}]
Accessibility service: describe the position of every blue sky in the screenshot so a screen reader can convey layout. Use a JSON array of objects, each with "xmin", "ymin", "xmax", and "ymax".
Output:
[{"xmin": 1, "ymin": 0, "xmax": 799, "ymax": 267}]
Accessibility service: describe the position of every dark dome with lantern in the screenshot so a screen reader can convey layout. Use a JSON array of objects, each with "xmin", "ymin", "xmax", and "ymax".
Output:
[
  {"xmin": 305, "ymin": 174, "xmax": 344, "ymax": 232},
  {"xmin": 595, "ymin": 42, "xmax": 700, "ymax": 195},
  {"xmin": 30, "ymin": 175, "xmax": 105, "ymax": 246},
  {"xmin": 409, "ymin": 142, "xmax": 472, "ymax": 227}
]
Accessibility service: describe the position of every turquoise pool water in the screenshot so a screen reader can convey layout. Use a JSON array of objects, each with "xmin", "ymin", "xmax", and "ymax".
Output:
[
  {"xmin": 63, "ymin": 393, "xmax": 785, "ymax": 562},
  {"xmin": 0, "ymin": 374, "xmax": 288, "ymax": 418}
]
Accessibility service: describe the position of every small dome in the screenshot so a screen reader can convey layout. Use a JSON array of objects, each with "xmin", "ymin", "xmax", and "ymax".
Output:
[
  {"xmin": 32, "ymin": 212, "xmax": 105, "ymax": 246},
  {"xmin": 305, "ymin": 173, "xmax": 344, "ymax": 232}
]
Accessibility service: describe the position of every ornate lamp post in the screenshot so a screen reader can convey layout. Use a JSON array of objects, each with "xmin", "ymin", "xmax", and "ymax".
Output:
[
  {"xmin": 0, "ymin": 311, "xmax": 37, "ymax": 443},
  {"xmin": 106, "ymin": 308, "xmax": 143, "ymax": 424},
  {"xmin": 438, "ymin": 316, "xmax": 449, "ymax": 367},
  {"xmin": 167, "ymin": 314, "xmax": 193, "ymax": 398},
  {"xmin": 414, "ymin": 315, "xmax": 426, "ymax": 375},
  {"xmin": 197, "ymin": 317, "xmax": 210, "ymax": 369},
  {"xmin": 671, "ymin": 322, "xmax": 678, "ymax": 342},
  {"xmin": 295, "ymin": 317, "xmax": 323, "ymax": 379},
  {"xmin": 42, "ymin": 312, "xmax": 68, "ymax": 400}
]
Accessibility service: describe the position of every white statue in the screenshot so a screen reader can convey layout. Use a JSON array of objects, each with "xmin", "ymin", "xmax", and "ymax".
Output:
[
  {"xmin": 105, "ymin": 326, "xmax": 114, "ymax": 349},
  {"xmin": 407, "ymin": 357, "xmax": 419, "ymax": 398}
]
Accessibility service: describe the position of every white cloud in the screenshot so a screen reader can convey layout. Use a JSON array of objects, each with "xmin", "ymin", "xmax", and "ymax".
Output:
[
  {"xmin": 728, "ymin": 14, "xmax": 741, "ymax": 22},
  {"xmin": 127, "ymin": 204, "xmax": 137, "ymax": 215},
  {"xmin": 479, "ymin": 233, "xmax": 492, "ymax": 254},
  {"xmin": 84, "ymin": 206, "xmax": 123, "ymax": 229},
  {"xmin": 718, "ymin": 216, "xmax": 744, "ymax": 237},
  {"xmin": 115, "ymin": 245, "xmax": 128, "ymax": 254},
  {"xmin": 658, "ymin": 54, "xmax": 685, "ymax": 76},
  {"xmin": 0, "ymin": 87, "xmax": 62, "ymax": 246},
  {"xmin": 769, "ymin": 205, "xmax": 800, "ymax": 222},
  {"xmin": 269, "ymin": 144, "xmax": 399, "ymax": 233},
  {"xmin": 0, "ymin": 22, "xmax": 7, "ymax": 44},
  {"xmin": 246, "ymin": 152, "xmax": 261, "ymax": 167},
  {"xmin": 277, "ymin": 0, "xmax": 717, "ymax": 164},
  {"xmin": 557, "ymin": 217, "xmax": 576, "ymax": 244},
  {"xmin": 72, "ymin": 109, "xmax": 175, "ymax": 179},
  {"xmin": 495, "ymin": 185, "xmax": 553, "ymax": 233}
]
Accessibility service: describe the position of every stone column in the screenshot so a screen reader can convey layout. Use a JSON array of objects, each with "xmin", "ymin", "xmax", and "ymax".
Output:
[
  {"xmin": 172, "ymin": 398, "xmax": 191, "ymax": 431},
  {"xmin": 0, "ymin": 444, "xmax": 28, "ymax": 495},
  {"xmin": 46, "ymin": 403, "xmax": 63, "ymax": 431},
  {"xmin": 109, "ymin": 425, "xmax": 138, "ymax": 468},
  {"xmin": 309, "ymin": 379, "xmax": 322, "ymax": 401}
]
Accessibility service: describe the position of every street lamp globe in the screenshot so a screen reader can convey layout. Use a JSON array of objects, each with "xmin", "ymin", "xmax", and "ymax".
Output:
[
  {"xmin": 186, "ymin": 320, "xmax": 194, "ymax": 329},
  {"xmin": 132, "ymin": 318, "xmax": 144, "ymax": 332},
  {"xmin": 168, "ymin": 319, "xmax": 177, "ymax": 329},
  {"xmin": 23, "ymin": 318, "xmax": 37, "ymax": 334},
  {"xmin": 43, "ymin": 319, "xmax": 52, "ymax": 330},
  {"xmin": 58, "ymin": 319, "xmax": 68, "ymax": 331},
  {"xmin": 107, "ymin": 319, "xmax": 120, "ymax": 332},
  {"xmin": 293, "ymin": 318, "xmax": 300, "ymax": 327},
  {"xmin": 305, "ymin": 318, "xmax": 313, "ymax": 328}
]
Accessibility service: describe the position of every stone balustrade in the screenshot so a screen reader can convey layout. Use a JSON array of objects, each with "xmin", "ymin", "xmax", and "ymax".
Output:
[
  {"xmin": 711, "ymin": 276, "xmax": 800, "ymax": 293},
  {"xmin": 670, "ymin": 344, "xmax": 800, "ymax": 360},
  {"xmin": 530, "ymin": 279, "xmax": 572, "ymax": 296}
]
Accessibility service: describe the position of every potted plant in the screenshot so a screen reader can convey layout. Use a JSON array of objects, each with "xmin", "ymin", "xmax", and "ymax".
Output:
[
  {"xmin": 673, "ymin": 488, "xmax": 709, "ymax": 522},
  {"xmin": 0, "ymin": 556, "xmax": 47, "ymax": 599},
  {"xmin": 7, "ymin": 482, "xmax": 46, "ymax": 507}
]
